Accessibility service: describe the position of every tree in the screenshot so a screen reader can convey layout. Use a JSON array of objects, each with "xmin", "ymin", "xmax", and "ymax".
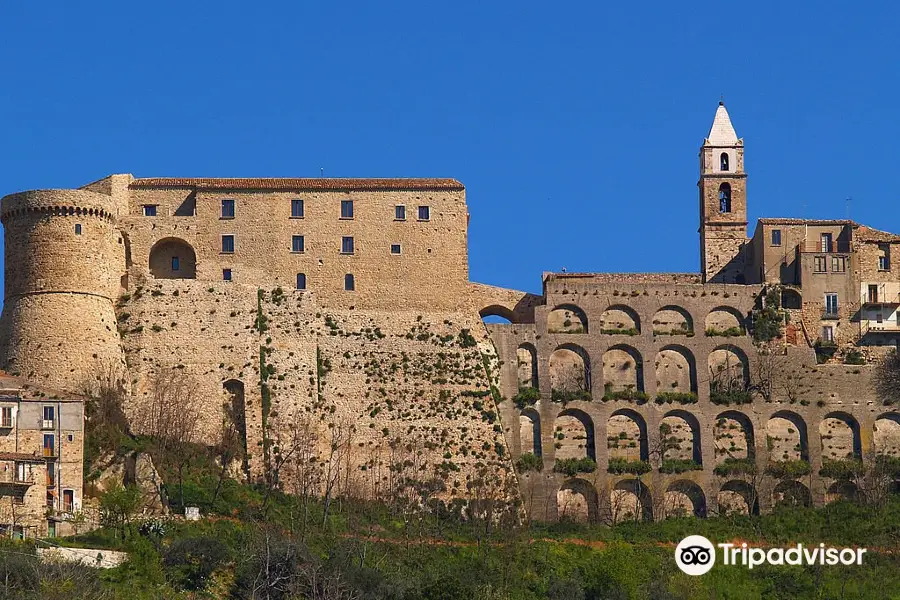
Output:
[
  {"xmin": 874, "ymin": 349, "xmax": 900, "ymax": 406},
  {"xmin": 132, "ymin": 369, "xmax": 202, "ymax": 510},
  {"xmin": 212, "ymin": 399, "xmax": 244, "ymax": 509},
  {"xmin": 99, "ymin": 483, "xmax": 141, "ymax": 540}
]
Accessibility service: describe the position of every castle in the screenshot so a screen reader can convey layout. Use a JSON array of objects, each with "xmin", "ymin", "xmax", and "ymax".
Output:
[{"xmin": 1, "ymin": 102, "xmax": 898, "ymax": 523}]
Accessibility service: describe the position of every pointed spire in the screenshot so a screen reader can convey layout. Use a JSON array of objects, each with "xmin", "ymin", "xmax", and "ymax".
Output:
[{"xmin": 706, "ymin": 101, "xmax": 739, "ymax": 145}]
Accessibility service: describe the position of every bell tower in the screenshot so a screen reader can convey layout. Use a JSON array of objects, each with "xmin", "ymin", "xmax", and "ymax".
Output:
[{"xmin": 699, "ymin": 101, "xmax": 748, "ymax": 283}]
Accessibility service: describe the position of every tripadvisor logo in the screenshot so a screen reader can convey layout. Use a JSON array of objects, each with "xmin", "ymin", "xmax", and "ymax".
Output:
[{"xmin": 675, "ymin": 536, "xmax": 867, "ymax": 576}]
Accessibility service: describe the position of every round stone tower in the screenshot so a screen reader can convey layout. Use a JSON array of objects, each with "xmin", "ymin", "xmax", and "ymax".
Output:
[{"xmin": 0, "ymin": 188, "xmax": 127, "ymax": 391}]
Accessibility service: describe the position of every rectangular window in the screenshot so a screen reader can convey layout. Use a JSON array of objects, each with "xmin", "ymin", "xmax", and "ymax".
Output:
[
  {"xmin": 42, "ymin": 406, "xmax": 54, "ymax": 429},
  {"xmin": 390, "ymin": 243, "xmax": 401, "ymax": 255},
  {"xmin": 825, "ymin": 293, "xmax": 839, "ymax": 316},
  {"xmin": 143, "ymin": 205, "xmax": 157, "ymax": 217},
  {"xmin": 344, "ymin": 273, "xmax": 355, "ymax": 291},
  {"xmin": 222, "ymin": 235, "xmax": 235, "ymax": 253},
  {"xmin": 223, "ymin": 268, "xmax": 232, "ymax": 281},
  {"xmin": 291, "ymin": 199, "xmax": 304, "ymax": 218},
  {"xmin": 15, "ymin": 462, "xmax": 31, "ymax": 483},
  {"xmin": 0, "ymin": 406, "xmax": 12, "ymax": 428},
  {"xmin": 771, "ymin": 229, "xmax": 782, "ymax": 246},
  {"xmin": 341, "ymin": 236, "xmax": 354, "ymax": 255},
  {"xmin": 878, "ymin": 244, "xmax": 891, "ymax": 271},
  {"xmin": 868, "ymin": 284, "xmax": 879, "ymax": 303},
  {"xmin": 47, "ymin": 463, "xmax": 55, "ymax": 487},
  {"xmin": 822, "ymin": 325, "xmax": 834, "ymax": 342},
  {"xmin": 814, "ymin": 255, "xmax": 827, "ymax": 272},
  {"xmin": 221, "ymin": 199, "xmax": 235, "ymax": 219},
  {"xmin": 820, "ymin": 232, "xmax": 833, "ymax": 252},
  {"xmin": 395, "ymin": 205, "xmax": 406, "ymax": 221},
  {"xmin": 63, "ymin": 489, "xmax": 74, "ymax": 513},
  {"xmin": 831, "ymin": 256, "xmax": 846, "ymax": 272},
  {"xmin": 296, "ymin": 273, "xmax": 306, "ymax": 290},
  {"xmin": 43, "ymin": 434, "xmax": 55, "ymax": 457},
  {"xmin": 171, "ymin": 256, "xmax": 180, "ymax": 272},
  {"xmin": 340, "ymin": 200, "xmax": 354, "ymax": 219},
  {"xmin": 418, "ymin": 206, "xmax": 430, "ymax": 221},
  {"xmin": 74, "ymin": 224, "xmax": 82, "ymax": 235},
  {"xmin": 291, "ymin": 235, "xmax": 305, "ymax": 253}
]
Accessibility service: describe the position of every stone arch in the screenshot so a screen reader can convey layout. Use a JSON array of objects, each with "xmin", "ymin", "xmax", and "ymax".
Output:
[
  {"xmin": 480, "ymin": 305, "xmax": 516, "ymax": 324},
  {"xmin": 826, "ymin": 480, "xmax": 859, "ymax": 504},
  {"xmin": 714, "ymin": 410, "xmax": 755, "ymax": 461},
  {"xmin": 610, "ymin": 479, "xmax": 653, "ymax": 523},
  {"xmin": 874, "ymin": 413, "xmax": 900, "ymax": 457},
  {"xmin": 149, "ymin": 237, "xmax": 197, "ymax": 279},
  {"xmin": 549, "ymin": 344, "xmax": 590, "ymax": 394},
  {"xmin": 717, "ymin": 480, "xmax": 760, "ymax": 516},
  {"xmin": 705, "ymin": 306, "xmax": 745, "ymax": 335},
  {"xmin": 773, "ymin": 480, "xmax": 812, "ymax": 508},
  {"xmin": 664, "ymin": 480, "xmax": 707, "ymax": 518},
  {"xmin": 602, "ymin": 345, "xmax": 644, "ymax": 395},
  {"xmin": 607, "ymin": 409, "xmax": 648, "ymax": 462},
  {"xmin": 598, "ymin": 305, "xmax": 640, "ymax": 334},
  {"xmin": 709, "ymin": 345, "xmax": 750, "ymax": 386},
  {"xmin": 557, "ymin": 478, "xmax": 599, "ymax": 523},
  {"xmin": 655, "ymin": 345, "xmax": 698, "ymax": 395},
  {"xmin": 223, "ymin": 379, "xmax": 248, "ymax": 478},
  {"xmin": 547, "ymin": 304, "xmax": 588, "ymax": 333},
  {"xmin": 660, "ymin": 410, "xmax": 702, "ymax": 465},
  {"xmin": 819, "ymin": 412, "xmax": 862, "ymax": 460},
  {"xmin": 516, "ymin": 343, "xmax": 538, "ymax": 389},
  {"xmin": 652, "ymin": 305, "xmax": 693, "ymax": 336},
  {"xmin": 555, "ymin": 408, "xmax": 595, "ymax": 460},
  {"xmin": 767, "ymin": 410, "xmax": 808, "ymax": 462},
  {"xmin": 519, "ymin": 408, "xmax": 541, "ymax": 456}
]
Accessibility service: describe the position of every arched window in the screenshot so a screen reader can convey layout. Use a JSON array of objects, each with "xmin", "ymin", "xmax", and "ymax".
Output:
[
  {"xmin": 719, "ymin": 183, "xmax": 732, "ymax": 213},
  {"xmin": 720, "ymin": 152, "xmax": 729, "ymax": 171},
  {"xmin": 296, "ymin": 273, "xmax": 306, "ymax": 290}
]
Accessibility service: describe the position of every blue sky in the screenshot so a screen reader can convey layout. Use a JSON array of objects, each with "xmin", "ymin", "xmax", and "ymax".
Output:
[{"xmin": 2, "ymin": 1, "xmax": 899, "ymax": 298}]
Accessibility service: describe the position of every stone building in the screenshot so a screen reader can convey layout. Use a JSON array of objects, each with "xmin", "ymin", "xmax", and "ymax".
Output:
[
  {"xmin": 0, "ymin": 373, "xmax": 84, "ymax": 538},
  {"xmin": 0, "ymin": 101, "xmax": 898, "ymax": 523}
]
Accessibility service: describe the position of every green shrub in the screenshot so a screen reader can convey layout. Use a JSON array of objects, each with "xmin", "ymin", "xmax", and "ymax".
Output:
[
  {"xmin": 713, "ymin": 457, "xmax": 756, "ymax": 476},
  {"xmin": 551, "ymin": 389, "xmax": 592, "ymax": 403},
  {"xmin": 515, "ymin": 452, "xmax": 544, "ymax": 473},
  {"xmin": 876, "ymin": 454, "xmax": 900, "ymax": 476},
  {"xmin": 844, "ymin": 350, "xmax": 866, "ymax": 365},
  {"xmin": 553, "ymin": 457, "xmax": 597, "ymax": 476},
  {"xmin": 706, "ymin": 327, "xmax": 745, "ymax": 337},
  {"xmin": 513, "ymin": 387, "xmax": 541, "ymax": 408},
  {"xmin": 607, "ymin": 457, "xmax": 651, "ymax": 475},
  {"xmin": 163, "ymin": 536, "xmax": 231, "ymax": 591},
  {"xmin": 766, "ymin": 459, "xmax": 811, "ymax": 478},
  {"xmin": 659, "ymin": 459, "xmax": 702, "ymax": 474},
  {"xmin": 599, "ymin": 328, "xmax": 639, "ymax": 336},
  {"xmin": 819, "ymin": 458, "xmax": 864, "ymax": 480},
  {"xmin": 654, "ymin": 391, "xmax": 698, "ymax": 405},
  {"xmin": 710, "ymin": 388, "xmax": 753, "ymax": 405},
  {"xmin": 601, "ymin": 389, "xmax": 649, "ymax": 403}
]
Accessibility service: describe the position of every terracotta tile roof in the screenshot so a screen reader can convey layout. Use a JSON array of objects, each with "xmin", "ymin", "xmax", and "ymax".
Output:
[
  {"xmin": 758, "ymin": 218, "xmax": 855, "ymax": 226},
  {"xmin": 0, "ymin": 452, "xmax": 42, "ymax": 462},
  {"xmin": 129, "ymin": 178, "xmax": 464, "ymax": 192}
]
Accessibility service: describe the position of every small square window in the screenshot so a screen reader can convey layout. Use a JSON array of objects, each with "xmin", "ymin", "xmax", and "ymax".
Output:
[
  {"xmin": 341, "ymin": 200, "xmax": 354, "ymax": 219},
  {"xmin": 143, "ymin": 205, "xmax": 157, "ymax": 217},
  {"xmin": 291, "ymin": 199, "xmax": 304, "ymax": 218},
  {"xmin": 223, "ymin": 268, "xmax": 232, "ymax": 281},
  {"xmin": 296, "ymin": 273, "xmax": 306, "ymax": 290},
  {"xmin": 292, "ymin": 235, "xmax": 305, "ymax": 253},
  {"xmin": 341, "ymin": 236, "xmax": 354, "ymax": 255},
  {"xmin": 221, "ymin": 199, "xmax": 235, "ymax": 219},
  {"xmin": 822, "ymin": 325, "xmax": 834, "ymax": 342},
  {"xmin": 418, "ymin": 206, "xmax": 430, "ymax": 221},
  {"xmin": 222, "ymin": 235, "xmax": 235, "ymax": 253},
  {"xmin": 391, "ymin": 244, "xmax": 401, "ymax": 255},
  {"xmin": 74, "ymin": 224, "xmax": 82, "ymax": 235},
  {"xmin": 771, "ymin": 229, "xmax": 781, "ymax": 246},
  {"xmin": 171, "ymin": 256, "xmax": 180, "ymax": 272},
  {"xmin": 344, "ymin": 274, "xmax": 355, "ymax": 291},
  {"xmin": 395, "ymin": 205, "xmax": 406, "ymax": 221}
]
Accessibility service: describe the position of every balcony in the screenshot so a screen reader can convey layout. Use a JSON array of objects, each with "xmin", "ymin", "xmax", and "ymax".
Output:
[
  {"xmin": 799, "ymin": 241, "xmax": 852, "ymax": 253},
  {"xmin": 41, "ymin": 419, "xmax": 55, "ymax": 430},
  {"xmin": 861, "ymin": 320, "xmax": 900, "ymax": 335}
]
